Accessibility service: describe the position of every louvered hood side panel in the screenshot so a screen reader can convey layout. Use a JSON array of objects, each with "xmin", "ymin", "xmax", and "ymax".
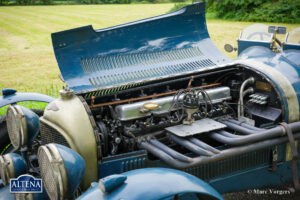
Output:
[{"xmin": 51, "ymin": 2, "xmax": 229, "ymax": 95}]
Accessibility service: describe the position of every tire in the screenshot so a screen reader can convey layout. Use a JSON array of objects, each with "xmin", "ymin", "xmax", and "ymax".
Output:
[{"xmin": 0, "ymin": 109, "xmax": 44, "ymax": 155}]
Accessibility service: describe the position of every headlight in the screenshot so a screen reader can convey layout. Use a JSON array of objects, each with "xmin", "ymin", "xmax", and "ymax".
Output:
[
  {"xmin": 6, "ymin": 105, "xmax": 39, "ymax": 149},
  {"xmin": 14, "ymin": 193, "xmax": 34, "ymax": 200},
  {"xmin": 38, "ymin": 143, "xmax": 85, "ymax": 200},
  {"xmin": 15, "ymin": 188, "xmax": 49, "ymax": 200},
  {"xmin": 0, "ymin": 153, "xmax": 27, "ymax": 185}
]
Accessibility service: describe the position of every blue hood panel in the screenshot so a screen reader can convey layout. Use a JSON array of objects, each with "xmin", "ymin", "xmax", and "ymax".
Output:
[{"xmin": 52, "ymin": 3, "xmax": 229, "ymax": 96}]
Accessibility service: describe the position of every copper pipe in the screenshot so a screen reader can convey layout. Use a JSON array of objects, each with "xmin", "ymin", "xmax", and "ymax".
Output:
[
  {"xmin": 91, "ymin": 96, "xmax": 95, "ymax": 107},
  {"xmin": 187, "ymin": 76, "xmax": 194, "ymax": 89},
  {"xmin": 90, "ymin": 83, "xmax": 221, "ymax": 108}
]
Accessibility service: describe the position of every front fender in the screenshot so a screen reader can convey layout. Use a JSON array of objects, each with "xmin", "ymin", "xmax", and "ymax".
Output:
[
  {"xmin": 77, "ymin": 168, "xmax": 223, "ymax": 200},
  {"xmin": 0, "ymin": 89, "xmax": 54, "ymax": 108}
]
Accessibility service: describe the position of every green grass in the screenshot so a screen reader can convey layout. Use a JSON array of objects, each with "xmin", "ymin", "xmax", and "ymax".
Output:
[
  {"xmin": 0, "ymin": 4, "xmax": 174, "ymax": 94},
  {"xmin": 0, "ymin": 101, "xmax": 48, "ymax": 116},
  {"xmin": 206, "ymin": 19, "xmax": 300, "ymax": 59},
  {"xmin": 0, "ymin": 4, "xmax": 299, "ymax": 115}
]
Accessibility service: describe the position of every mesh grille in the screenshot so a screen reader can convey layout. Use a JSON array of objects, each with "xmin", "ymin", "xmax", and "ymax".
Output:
[
  {"xmin": 184, "ymin": 148, "xmax": 271, "ymax": 180},
  {"xmin": 6, "ymin": 109, "xmax": 20, "ymax": 147},
  {"xmin": 38, "ymin": 149, "xmax": 58, "ymax": 200},
  {"xmin": 0, "ymin": 157, "xmax": 8, "ymax": 185},
  {"xmin": 40, "ymin": 121, "xmax": 69, "ymax": 147},
  {"xmin": 14, "ymin": 193, "xmax": 33, "ymax": 200}
]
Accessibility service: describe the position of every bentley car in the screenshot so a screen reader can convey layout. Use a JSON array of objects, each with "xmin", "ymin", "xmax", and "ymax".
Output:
[{"xmin": 1, "ymin": 2, "xmax": 300, "ymax": 200}]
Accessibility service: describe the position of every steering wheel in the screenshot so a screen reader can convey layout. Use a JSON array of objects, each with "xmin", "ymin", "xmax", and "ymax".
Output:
[{"xmin": 246, "ymin": 32, "xmax": 271, "ymax": 41}]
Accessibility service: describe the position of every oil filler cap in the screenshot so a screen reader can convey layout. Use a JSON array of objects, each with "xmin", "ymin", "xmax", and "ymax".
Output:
[{"xmin": 141, "ymin": 102, "xmax": 160, "ymax": 113}]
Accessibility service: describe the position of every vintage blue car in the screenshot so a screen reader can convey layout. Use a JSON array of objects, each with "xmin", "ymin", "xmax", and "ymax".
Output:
[{"xmin": 0, "ymin": 2, "xmax": 300, "ymax": 200}]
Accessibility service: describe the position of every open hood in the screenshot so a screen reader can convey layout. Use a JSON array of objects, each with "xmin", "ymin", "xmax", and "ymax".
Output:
[{"xmin": 52, "ymin": 2, "xmax": 229, "ymax": 96}]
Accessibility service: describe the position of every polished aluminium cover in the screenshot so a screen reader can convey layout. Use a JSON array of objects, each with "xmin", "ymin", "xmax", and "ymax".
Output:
[
  {"xmin": 115, "ymin": 86, "xmax": 231, "ymax": 121},
  {"xmin": 166, "ymin": 118, "xmax": 226, "ymax": 137}
]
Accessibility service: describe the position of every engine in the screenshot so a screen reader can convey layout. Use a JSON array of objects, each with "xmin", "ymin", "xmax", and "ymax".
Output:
[
  {"xmin": 39, "ymin": 65, "xmax": 284, "ymax": 160},
  {"xmin": 97, "ymin": 85, "xmax": 232, "ymax": 156}
]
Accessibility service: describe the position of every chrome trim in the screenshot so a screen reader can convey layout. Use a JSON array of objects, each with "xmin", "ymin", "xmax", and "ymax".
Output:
[
  {"xmin": 0, "ymin": 154, "xmax": 15, "ymax": 185},
  {"xmin": 6, "ymin": 105, "xmax": 27, "ymax": 149},
  {"xmin": 38, "ymin": 144, "xmax": 68, "ymax": 200},
  {"xmin": 14, "ymin": 193, "xmax": 34, "ymax": 200}
]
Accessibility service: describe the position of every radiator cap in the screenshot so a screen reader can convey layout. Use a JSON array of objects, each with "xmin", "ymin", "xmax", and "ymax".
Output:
[{"xmin": 59, "ymin": 86, "xmax": 74, "ymax": 99}]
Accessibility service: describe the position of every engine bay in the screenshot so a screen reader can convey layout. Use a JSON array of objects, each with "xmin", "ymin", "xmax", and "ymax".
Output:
[{"xmin": 71, "ymin": 65, "xmax": 284, "ymax": 158}]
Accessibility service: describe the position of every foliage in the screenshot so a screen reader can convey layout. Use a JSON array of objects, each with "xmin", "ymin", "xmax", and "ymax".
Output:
[
  {"xmin": 0, "ymin": 0, "xmax": 7, "ymax": 5},
  {"xmin": 208, "ymin": 0, "xmax": 300, "ymax": 23},
  {"xmin": 16, "ymin": 0, "xmax": 34, "ymax": 4},
  {"xmin": 100, "ymin": 0, "xmax": 132, "ymax": 3},
  {"xmin": 168, "ymin": 2, "xmax": 189, "ymax": 12},
  {"xmin": 40, "ymin": 0, "xmax": 53, "ymax": 4}
]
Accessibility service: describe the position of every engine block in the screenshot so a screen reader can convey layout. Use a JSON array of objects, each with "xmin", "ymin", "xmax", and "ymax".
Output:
[{"xmin": 115, "ymin": 86, "xmax": 231, "ymax": 121}]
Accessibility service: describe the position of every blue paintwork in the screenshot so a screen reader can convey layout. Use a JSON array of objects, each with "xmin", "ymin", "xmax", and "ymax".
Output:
[
  {"xmin": 211, "ymin": 159, "xmax": 300, "ymax": 194},
  {"xmin": 98, "ymin": 150, "xmax": 147, "ymax": 178},
  {"xmin": 239, "ymin": 45, "xmax": 276, "ymax": 58},
  {"xmin": 7, "ymin": 153, "xmax": 27, "ymax": 178},
  {"xmin": 21, "ymin": 106, "xmax": 40, "ymax": 146},
  {"xmin": 99, "ymin": 174, "xmax": 127, "ymax": 192},
  {"xmin": 283, "ymin": 43, "xmax": 300, "ymax": 51},
  {"xmin": 52, "ymin": 2, "xmax": 229, "ymax": 94},
  {"xmin": 95, "ymin": 143, "xmax": 297, "ymax": 195},
  {"xmin": 239, "ymin": 46, "xmax": 300, "ymax": 121},
  {"xmin": 31, "ymin": 189, "xmax": 50, "ymax": 200},
  {"xmin": 282, "ymin": 49, "xmax": 300, "ymax": 67},
  {"xmin": 0, "ymin": 91, "xmax": 54, "ymax": 108},
  {"xmin": 77, "ymin": 168, "xmax": 223, "ymax": 200},
  {"xmin": 209, "ymin": 143, "xmax": 298, "ymax": 193},
  {"xmin": 0, "ymin": 186, "xmax": 14, "ymax": 200},
  {"xmin": 55, "ymin": 144, "xmax": 85, "ymax": 197},
  {"xmin": 1, "ymin": 89, "xmax": 16, "ymax": 97},
  {"xmin": 237, "ymin": 40, "xmax": 272, "ymax": 55},
  {"xmin": 0, "ymin": 185, "xmax": 49, "ymax": 200},
  {"xmin": 210, "ymin": 143, "xmax": 294, "ymax": 193}
]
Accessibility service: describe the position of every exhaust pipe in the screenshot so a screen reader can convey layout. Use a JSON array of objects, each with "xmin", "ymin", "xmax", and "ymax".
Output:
[
  {"xmin": 148, "ymin": 139, "xmax": 193, "ymax": 163},
  {"xmin": 188, "ymin": 137, "xmax": 221, "ymax": 154},
  {"xmin": 226, "ymin": 119, "xmax": 263, "ymax": 131},
  {"xmin": 139, "ymin": 132, "xmax": 300, "ymax": 169},
  {"xmin": 169, "ymin": 134, "xmax": 215, "ymax": 156},
  {"xmin": 210, "ymin": 121, "xmax": 300, "ymax": 146}
]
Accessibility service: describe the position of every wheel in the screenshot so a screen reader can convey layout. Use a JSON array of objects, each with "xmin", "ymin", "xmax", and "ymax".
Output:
[{"xmin": 0, "ymin": 109, "xmax": 44, "ymax": 155}]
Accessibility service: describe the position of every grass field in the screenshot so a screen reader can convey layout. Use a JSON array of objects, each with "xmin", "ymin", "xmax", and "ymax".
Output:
[{"xmin": 0, "ymin": 4, "xmax": 299, "ymax": 109}]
